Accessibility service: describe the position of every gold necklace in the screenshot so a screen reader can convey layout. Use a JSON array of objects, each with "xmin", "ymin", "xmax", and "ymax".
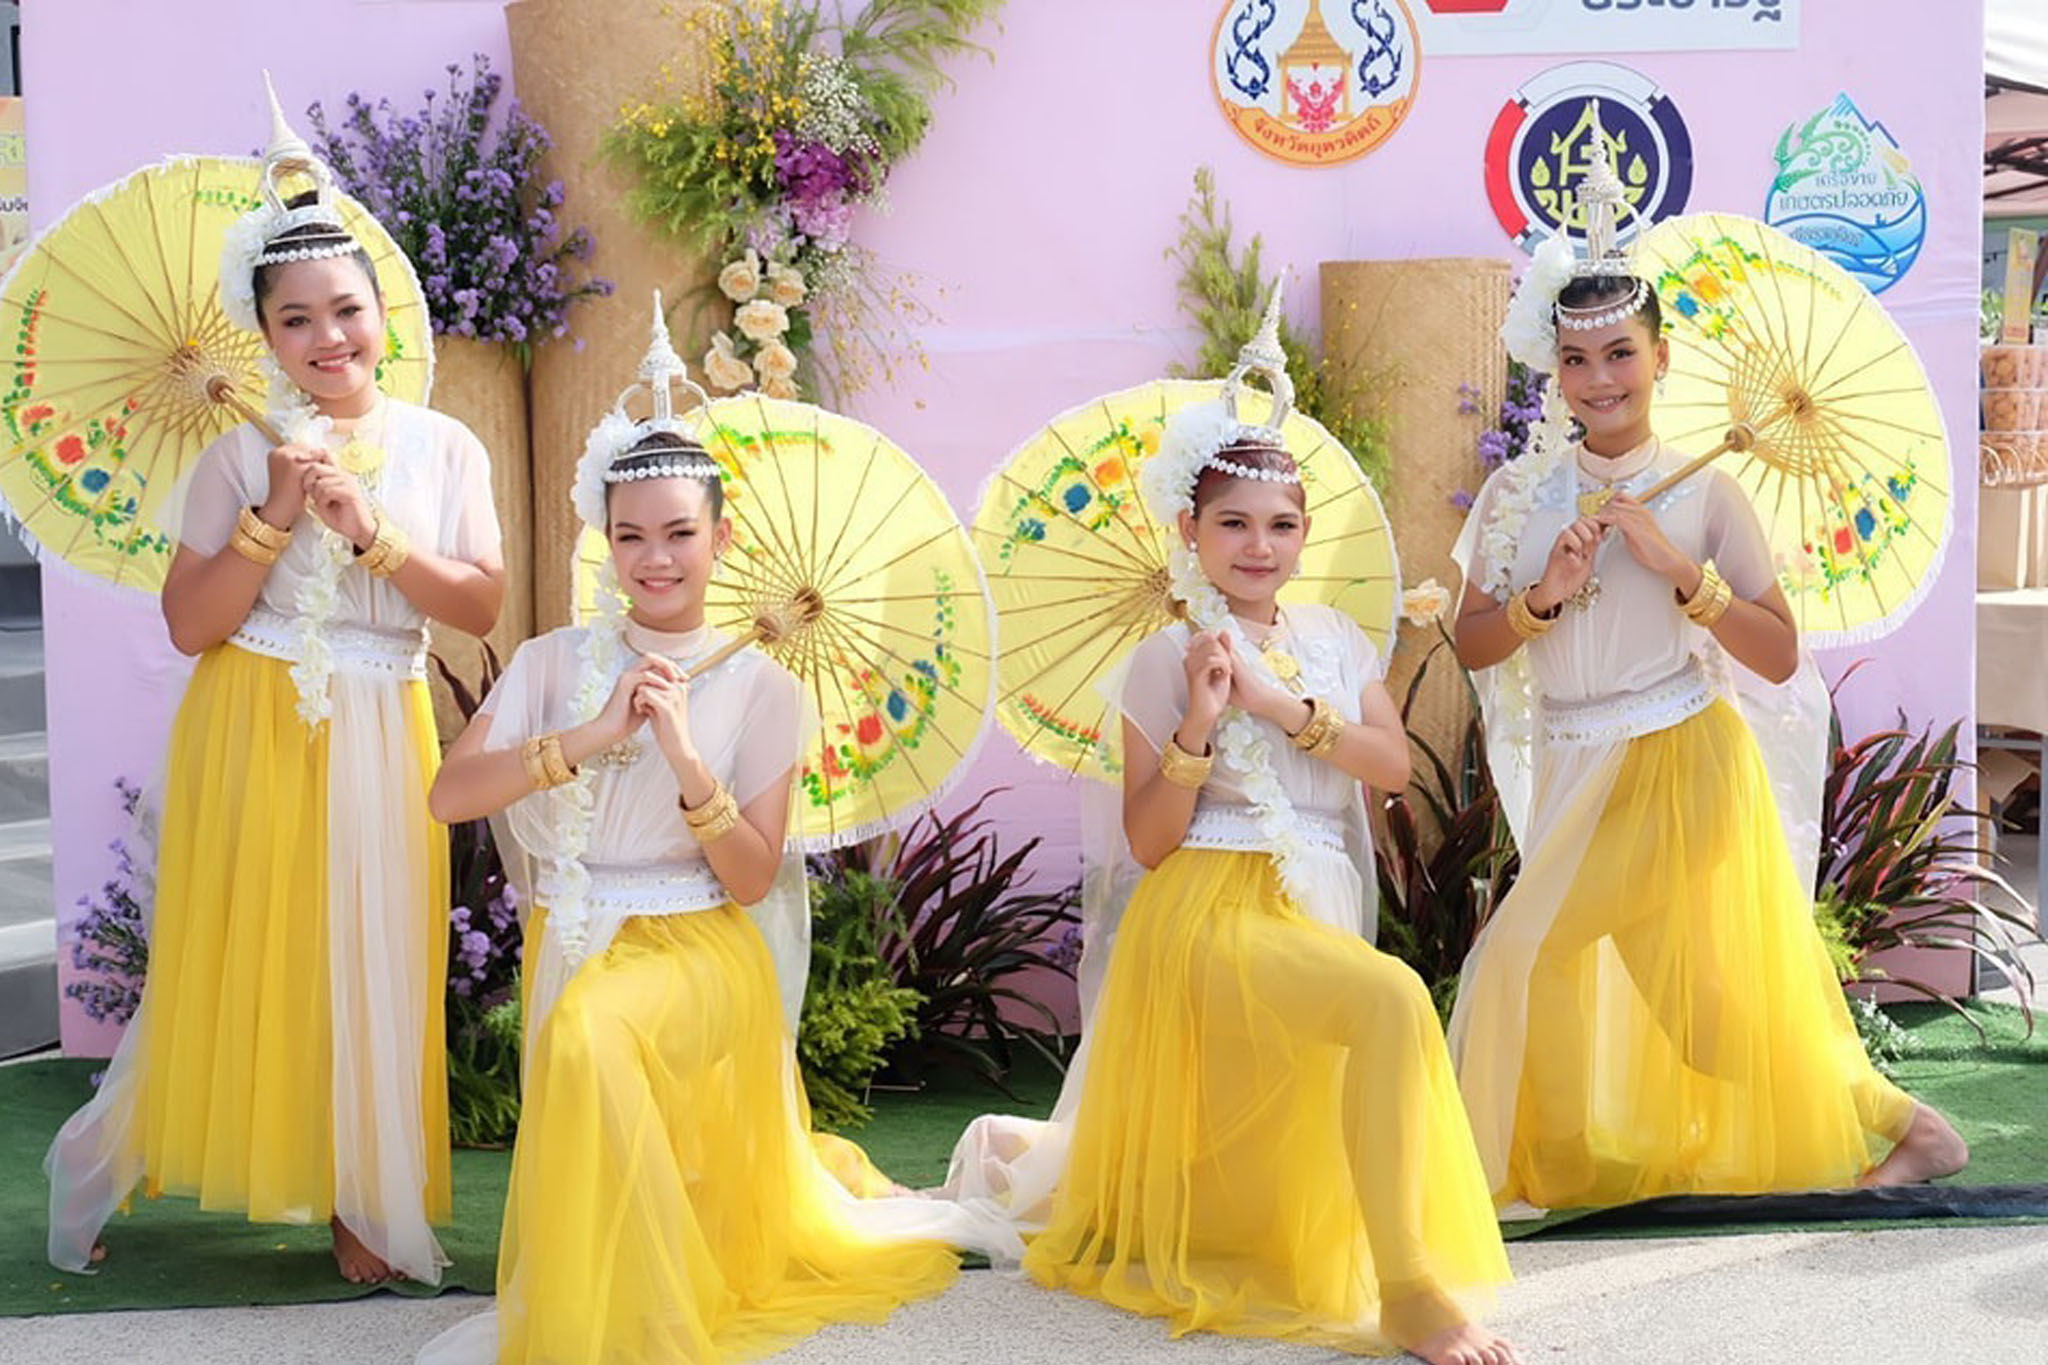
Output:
[
  {"xmin": 334, "ymin": 399, "xmax": 389, "ymax": 483},
  {"xmin": 1247, "ymin": 612, "xmax": 1304, "ymax": 691}
]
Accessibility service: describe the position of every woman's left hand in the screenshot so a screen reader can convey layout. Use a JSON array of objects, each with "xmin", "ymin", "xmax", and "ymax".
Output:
[
  {"xmin": 632, "ymin": 655, "xmax": 696, "ymax": 761},
  {"xmin": 301, "ymin": 457, "xmax": 379, "ymax": 549},
  {"xmin": 1595, "ymin": 493, "xmax": 1698, "ymax": 591},
  {"xmin": 1223, "ymin": 634, "xmax": 1302, "ymax": 727}
]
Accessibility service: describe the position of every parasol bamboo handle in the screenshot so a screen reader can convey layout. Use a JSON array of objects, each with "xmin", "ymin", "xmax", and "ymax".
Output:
[
  {"xmin": 204, "ymin": 375, "xmax": 287, "ymax": 446},
  {"xmin": 672, "ymin": 588, "xmax": 826, "ymax": 682},
  {"xmin": 1638, "ymin": 421, "xmax": 1758, "ymax": 502}
]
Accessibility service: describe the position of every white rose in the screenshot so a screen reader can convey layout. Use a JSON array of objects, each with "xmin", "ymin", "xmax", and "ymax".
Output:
[
  {"xmin": 754, "ymin": 340, "xmax": 798, "ymax": 382},
  {"xmin": 1401, "ymin": 578, "xmax": 1452, "ymax": 628},
  {"xmin": 765, "ymin": 262, "xmax": 808, "ymax": 307},
  {"xmin": 761, "ymin": 374, "xmax": 800, "ymax": 401},
  {"xmin": 702, "ymin": 332, "xmax": 754, "ymax": 392},
  {"xmin": 717, "ymin": 249, "xmax": 762, "ymax": 303},
  {"xmin": 734, "ymin": 298, "xmax": 790, "ymax": 343}
]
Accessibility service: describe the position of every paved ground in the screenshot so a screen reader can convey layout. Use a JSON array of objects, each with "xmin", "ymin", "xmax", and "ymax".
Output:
[{"xmin": 2, "ymin": 1224, "xmax": 2044, "ymax": 1363}]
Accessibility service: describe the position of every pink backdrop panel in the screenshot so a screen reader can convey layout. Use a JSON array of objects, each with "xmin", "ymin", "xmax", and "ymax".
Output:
[{"xmin": 29, "ymin": 2, "xmax": 1985, "ymax": 1050}]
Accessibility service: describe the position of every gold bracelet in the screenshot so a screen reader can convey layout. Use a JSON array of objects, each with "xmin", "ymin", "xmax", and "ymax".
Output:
[
  {"xmin": 1679, "ymin": 560, "xmax": 1734, "ymax": 628},
  {"xmin": 1506, "ymin": 587, "xmax": 1559, "ymax": 640},
  {"xmin": 1288, "ymin": 696, "xmax": 1345, "ymax": 758},
  {"xmin": 238, "ymin": 506, "xmax": 292, "ymax": 551},
  {"xmin": 358, "ymin": 516, "xmax": 411, "ymax": 579},
  {"xmin": 228, "ymin": 524, "xmax": 282, "ymax": 566},
  {"xmin": 522, "ymin": 733, "xmax": 577, "ymax": 791},
  {"xmin": 680, "ymin": 781, "xmax": 742, "ymax": 844},
  {"xmin": 1158, "ymin": 737, "xmax": 1214, "ymax": 790}
]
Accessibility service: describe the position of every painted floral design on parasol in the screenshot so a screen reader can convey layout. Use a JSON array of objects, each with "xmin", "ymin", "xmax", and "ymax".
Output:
[
  {"xmin": 1633, "ymin": 211, "xmax": 1950, "ymax": 647},
  {"xmin": 575, "ymin": 393, "xmax": 995, "ymax": 849},
  {"xmin": 974, "ymin": 377, "xmax": 1400, "ymax": 784},
  {"xmin": 0, "ymin": 154, "xmax": 432, "ymax": 591}
]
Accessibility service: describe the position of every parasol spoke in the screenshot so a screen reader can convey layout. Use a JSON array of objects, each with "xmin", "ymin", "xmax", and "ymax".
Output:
[
  {"xmin": 805, "ymin": 609, "xmax": 954, "ymax": 782},
  {"xmin": 980, "ymin": 457, "xmax": 1162, "ymax": 581},
  {"xmin": 968, "ymin": 523, "xmax": 1167, "ymax": 580},
  {"xmin": 821, "ymin": 600, "xmax": 995, "ymax": 666}
]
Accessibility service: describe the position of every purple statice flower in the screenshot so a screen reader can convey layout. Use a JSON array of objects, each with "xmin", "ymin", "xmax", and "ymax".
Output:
[
  {"xmin": 63, "ymin": 779, "xmax": 156, "ymax": 1028},
  {"xmin": 1456, "ymin": 381, "xmax": 1481, "ymax": 416},
  {"xmin": 1047, "ymin": 923, "xmax": 1085, "ymax": 974},
  {"xmin": 1448, "ymin": 489, "xmax": 1476, "ymax": 511},
  {"xmin": 306, "ymin": 53, "xmax": 611, "ymax": 351}
]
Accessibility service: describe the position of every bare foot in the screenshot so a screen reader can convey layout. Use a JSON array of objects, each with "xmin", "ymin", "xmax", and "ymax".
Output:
[
  {"xmin": 1860, "ymin": 1103, "xmax": 1969, "ymax": 1188},
  {"xmin": 330, "ymin": 1216, "xmax": 395, "ymax": 1284},
  {"xmin": 1405, "ymin": 1321, "xmax": 1524, "ymax": 1365},
  {"xmin": 88, "ymin": 1241, "xmax": 107, "ymax": 1265}
]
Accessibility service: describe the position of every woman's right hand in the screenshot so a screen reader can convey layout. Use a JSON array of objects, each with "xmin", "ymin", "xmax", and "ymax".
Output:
[
  {"xmin": 1529, "ymin": 516, "xmax": 1601, "ymax": 613},
  {"xmin": 1182, "ymin": 629, "xmax": 1232, "ymax": 731},
  {"xmin": 589, "ymin": 656, "xmax": 666, "ymax": 749},
  {"xmin": 259, "ymin": 442, "xmax": 320, "ymax": 529}
]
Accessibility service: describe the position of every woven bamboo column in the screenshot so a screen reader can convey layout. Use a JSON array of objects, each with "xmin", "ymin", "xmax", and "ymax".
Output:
[
  {"xmin": 508, "ymin": 0, "xmax": 718, "ymax": 630},
  {"xmin": 426, "ymin": 336, "xmax": 534, "ymax": 739},
  {"xmin": 1320, "ymin": 258, "xmax": 1510, "ymax": 795}
]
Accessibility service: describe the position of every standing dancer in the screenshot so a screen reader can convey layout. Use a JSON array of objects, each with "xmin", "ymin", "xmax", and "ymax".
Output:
[
  {"xmin": 46, "ymin": 83, "xmax": 504, "ymax": 1284},
  {"xmin": 1447, "ymin": 133, "xmax": 1967, "ymax": 1212}
]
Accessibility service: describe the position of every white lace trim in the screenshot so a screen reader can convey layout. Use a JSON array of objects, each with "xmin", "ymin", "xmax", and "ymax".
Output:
[
  {"xmin": 229, "ymin": 604, "xmax": 427, "ymax": 680},
  {"xmin": 1540, "ymin": 658, "xmax": 1715, "ymax": 748}
]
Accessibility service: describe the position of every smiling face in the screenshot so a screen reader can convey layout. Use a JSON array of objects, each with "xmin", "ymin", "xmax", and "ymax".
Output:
[
  {"xmin": 257, "ymin": 255, "xmax": 387, "ymax": 417},
  {"xmin": 607, "ymin": 474, "xmax": 731, "ymax": 631},
  {"xmin": 1179, "ymin": 476, "xmax": 1309, "ymax": 622},
  {"xmin": 1555, "ymin": 308, "xmax": 1668, "ymax": 457}
]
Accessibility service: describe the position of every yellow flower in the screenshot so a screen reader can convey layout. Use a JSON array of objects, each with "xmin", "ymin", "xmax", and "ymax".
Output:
[
  {"xmin": 762, "ymin": 374, "xmax": 800, "ymax": 401},
  {"xmin": 734, "ymin": 298, "xmax": 790, "ymax": 344},
  {"xmin": 702, "ymin": 332, "xmax": 754, "ymax": 393},
  {"xmin": 765, "ymin": 262, "xmax": 807, "ymax": 308},
  {"xmin": 755, "ymin": 340, "xmax": 799, "ymax": 382},
  {"xmin": 718, "ymin": 249, "xmax": 763, "ymax": 303},
  {"xmin": 1401, "ymin": 578, "xmax": 1452, "ymax": 628}
]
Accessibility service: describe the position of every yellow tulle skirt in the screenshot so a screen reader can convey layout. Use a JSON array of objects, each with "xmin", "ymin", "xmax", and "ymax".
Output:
[
  {"xmin": 496, "ymin": 906, "xmax": 956, "ymax": 1364},
  {"xmin": 1461, "ymin": 700, "xmax": 1914, "ymax": 1210},
  {"xmin": 133, "ymin": 644, "xmax": 451, "ymax": 1223},
  {"xmin": 1023, "ymin": 850, "xmax": 1510, "ymax": 1357}
]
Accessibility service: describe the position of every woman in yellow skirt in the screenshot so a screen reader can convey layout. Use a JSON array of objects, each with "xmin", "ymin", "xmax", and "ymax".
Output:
[
  {"xmin": 44, "ymin": 89, "xmax": 503, "ymax": 1284},
  {"xmin": 417, "ymin": 299, "xmax": 970, "ymax": 1364},
  {"xmin": 947, "ymin": 322, "xmax": 1517, "ymax": 1365},
  {"xmin": 1447, "ymin": 145, "xmax": 1967, "ymax": 1212}
]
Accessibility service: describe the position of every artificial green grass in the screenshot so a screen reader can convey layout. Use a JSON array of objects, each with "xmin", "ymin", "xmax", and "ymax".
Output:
[
  {"xmin": 1, "ymin": 1005, "xmax": 2035, "ymax": 1314},
  {"xmin": 0, "ymin": 1051, "xmax": 1064, "ymax": 1318}
]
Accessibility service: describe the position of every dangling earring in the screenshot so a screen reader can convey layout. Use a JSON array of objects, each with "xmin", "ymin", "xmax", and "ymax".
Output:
[{"xmin": 1656, "ymin": 370, "xmax": 1668, "ymax": 397}]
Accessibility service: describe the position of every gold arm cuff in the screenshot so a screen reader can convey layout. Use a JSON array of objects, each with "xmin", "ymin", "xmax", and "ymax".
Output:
[
  {"xmin": 1288, "ymin": 696, "xmax": 1345, "ymax": 758},
  {"xmin": 523, "ymin": 733, "xmax": 577, "ymax": 791},
  {"xmin": 1679, "ymin": 560, "xmax": 1734, "ymax": 628},
  {"xmin": 359, "ymin": 516, "xmax": 411, "ymax": 579},
  {"xmin": 237, "ymin": 507, "xmax": 292, "ymax": 551},
  {"xmin": 1158, "ymin": 737, "xmax": 1214, "ymax": 790},
  {"xmin": 680, "ymin": 780, "xmax": 743, "ymax": 844},
  {"xmin": 228, "ymin": 524, "xmax": 283, "ymax": 567},
  {"xmin": 1506, "ymin": 588, "xmax": 1559, "ymax": 641}
]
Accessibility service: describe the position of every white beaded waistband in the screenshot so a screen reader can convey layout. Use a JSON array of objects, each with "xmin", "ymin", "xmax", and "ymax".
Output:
[
  {"xmin": 229, "ymin": 605, "xmax": 428, "ymax": 681},
  {"xmin": 571, "ymin": 862, "xmax": 731, "ymax": 919},
  {"xmin": 1183, "ymin": 804, "xmax": 1346, "ymax": 854},
  {"xmin": 1540, "ymin": 658, "xmax": 1716, "ymax": 749}
]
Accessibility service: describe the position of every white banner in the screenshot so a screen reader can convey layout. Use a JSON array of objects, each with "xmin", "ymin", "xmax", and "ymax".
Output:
[{"xmin": 1414, "ymin": 0, "xmax": 1800, "ymax": 56}]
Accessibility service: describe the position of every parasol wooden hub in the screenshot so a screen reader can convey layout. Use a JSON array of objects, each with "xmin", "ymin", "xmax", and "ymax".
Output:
[{"xmin": 755, "ymin": 586, "xmax": 827, "ymax": 644}]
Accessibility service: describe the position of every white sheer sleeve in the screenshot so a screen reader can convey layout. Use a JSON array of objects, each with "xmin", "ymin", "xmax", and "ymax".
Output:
[
  {"xmin": 1117, "ymin": 626, "xmax": 1191, "ymax": 759},
  {"xmin": 436, "ymin": 418, "xmax": 503, "ymax": 565},
  {"xmin": 1700, "ymin": 470, "xmax": 1776, "ymax": 602},
  {"xmin": 169, "ymin": 432, "xmax": 259, "ymax": 557},
  {"xmin": 728, "ymin": 661, "xmax": 805, "ymax": 809}
]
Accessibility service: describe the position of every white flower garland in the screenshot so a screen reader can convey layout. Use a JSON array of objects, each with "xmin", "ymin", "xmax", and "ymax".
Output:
[
  {"xmin": 252, "ymin": 357, "xmax": 352, "ymax": 729},
  {"xmin": 537, "ymin": 561, "xmax": 631, "ymax": 966},
  {"xmin": 1476, "ymin": 389, "xmax": 1573, "ymax": 600}
]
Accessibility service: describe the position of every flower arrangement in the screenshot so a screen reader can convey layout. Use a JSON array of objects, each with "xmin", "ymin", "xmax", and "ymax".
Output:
[
  {"xmin": 603, "ymin": 0, "xmax": 1002, "ymax": 398},
  {"xmin": 308, "ymin": 55, "xmax": 612, "ymax": 360},
  {"xmin": 63, "ymin": 779, "xmax": 155, "ymax": 1030},
  {"xmin": 1167, "ymin": 168, "xmax": 1392, "ymax": 490},
  {"xmin": 1450, "ymin": 360, "xmax": 1551, "ymax": 513}
]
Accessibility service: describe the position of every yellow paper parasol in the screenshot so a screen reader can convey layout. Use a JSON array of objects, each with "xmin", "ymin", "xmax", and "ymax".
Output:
[
  {"xmin": 974, "ymin": 377, "xmax": 1400, "ymax": 784},
  {"xmin": 574, "ymin": 394, "xmax": 996, "ymax": 850},
  {"xmin": 0, "ymin": 155, "xmax": 433, "ymax": 591},
  {"xmin": 1634, "ymin": 211, "xmax": 1950, "ymax": 647}
]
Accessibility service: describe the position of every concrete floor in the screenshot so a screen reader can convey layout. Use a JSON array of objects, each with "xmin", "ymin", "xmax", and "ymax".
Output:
[{"xmin": 1, "ymin": 1224, "xmax": 2044, "ymax": 1364}]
